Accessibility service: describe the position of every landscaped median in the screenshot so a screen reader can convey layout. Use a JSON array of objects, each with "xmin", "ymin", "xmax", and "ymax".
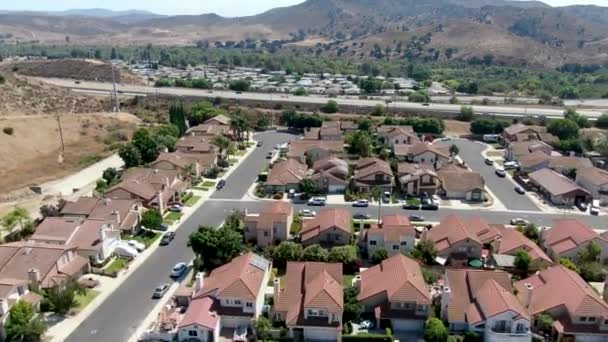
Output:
[{"xmin": 163, "ymin": 211, "xmax": 183, "ymax": 224}]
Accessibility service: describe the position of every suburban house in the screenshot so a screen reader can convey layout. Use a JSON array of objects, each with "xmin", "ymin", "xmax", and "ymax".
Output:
[
  {"xmin": 202, "ymin": 114, "xmax": 231, "ymax": 127},
  {"xmin": 175, "ymin": 136, "xmax": 217, "ymax": 155},
  {"xmin": 352, "ymin": 157, "xmax": 394, "ymax": 193},
  {"xmin": 394, "ymin": 142, "xmax": 450, "ymax": 168},
  {"xmin": 441, "ymin": 269, "xmax": 531, "ymax": 341},
  {"xmin": 359, "ymin": 214, "xmax": 416, "ymax": 257},
  {"xmin": 151, "ymin": 152, "xmax": 217, "ymax": 178},
  {"xmin": 300, "ymin": 209, "xmax": 352, "ymax": 247},
  {"xmin": 514, "ymin": 265, "xmax": 608, "ymax": 341},
  {"xmin": 0, "ymin": 278, "xmax": 43, "ymax": 336},
  {"xmin": 424, "ymin": 215, "xmax": 501, "ymax": 261},
  {"xmin": 244, "ymin": 202, "xmax": 294, "ymax": 247},
  {"xmin": 490, "ymin": 227, "xmax": 552, "ymax": 270},
  {"xmin": 310, "ymin": 157, "xmax": 349, "ymax": 194},
  {"xmin": 188, "ymin": 123, "xmax": 231, "ymax": 138},
  {"xmin": 0, "ymin": 242, "xmax": 90, "ymax": 289},
  {"xmin": 273, "ymin": 262, "xmax": 343, "ymax": 341},
  {"xmin": 319, "ymin": 125, "xmax": 343, "ymax": 141},
  {"xmin": 30, "ymin": 217, "xmax": 121, "ymax": 265},
  {"xmin": 356, "ymin": 254, "xmax": 431, "ymax": 332},
  {"xmin": 504, "ymin": 140, "xmax": 553, "ymax": 162},
  {"xmin": 177, "ymin": 253, "xmax": 271, "ymax": 341},
  {"xmin": 377, "ymin": 125, "xmax": 420, "ymax": 148},
  {"xmin": 265, "ymin": 159, "xmax": 307, "ymax": 194},
  {"xmin": 286, "ymin": 140, "xmax": 345, "ymax": 164},
  {"xmin": 437, "ymin": 164, "xmax": 485, "ymax": 201},
  {"xmin": 503, "ymin": 124, "xmax": 549, "ymax": 143},
  {"xmin": 397, "ymin": 163, "xmax": 441, "ymax": 196},
  {"xmin": 540, "ymin": 219, "xmax": 608, "ymax": 263},
  {"xmin": 61, "ymin": 197, "xmax": 142, "ymax": 234},
  {"xmin": 521, "ymin": 153, "xmax": 593, "ymax": 175},
  {"xmin": 105, "ymin": 168, "xmax": 188, "ymax": 213},
  {"xmin": 576, "ymin": 167, "xmax": 608, "ymax": 205},
  {"xmin": 528, "ymin": 169, "xmax": 592, "ymax": 206}
]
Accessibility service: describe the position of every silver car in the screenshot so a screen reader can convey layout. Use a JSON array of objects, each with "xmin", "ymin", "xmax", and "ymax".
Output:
[{"xmin": 153, "ymin": 283, "xmax": 170, "ymax": 299}]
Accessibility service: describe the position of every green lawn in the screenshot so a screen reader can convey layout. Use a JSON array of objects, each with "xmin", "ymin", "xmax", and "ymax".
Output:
[
  {"xmin": 73, "ymin": 289, "xmax": 100, "ymax": 313},
  {"xmin": 123, "ymin": 230, "xmax": 161, "ymax": 247},
  {"xmin": 164, "ymin": 212, "xmax": 183, "ymax": 223},
  {"xmin": 343, "ymin": 274, "xmax": 356, "ymax": 287},
  {"xmin": 105, "ymin": 258, "xmax": 129, "ymax": 273},
  {"xmin": 229, "ymin": 157, "xmax": 239, "ymax": 165},
  {"xmin": 406, "ymin": 198, "xmax": 421, "ymax": 205},
  {"xmin": 184, "ymin": 195, "xmax": 202, "ymax": 207},
  {"xmin": 201, "ymin": 180, "xmax": 216, "ymax": 187},
  {"xmin": 235, "ymin": 149, "xmax": 247, "ymax": 156}
]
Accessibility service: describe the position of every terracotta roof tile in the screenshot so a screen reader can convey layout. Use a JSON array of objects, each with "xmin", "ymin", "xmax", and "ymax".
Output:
[
  {"xmin": 178, "ymin": 297, "xmax": 219, "ymax": 330},
  {"xmin": 301, "ymin": 209, "xmax": 351, "ymax": 243},
  {"xmin": 542, "ymin": 219, "xmax": 604, "ymax": 255},
  {"xmin": 577, "ymin": 167, "xmax": 608, "ymax": 186},
  {"xmin": 494, "ymin": 227, "xmax": 552, "ymax": 264},
  {"xmin": 529, "ymin": 168, "xmax": 590, "ymax": 197},
  {"xmin": 267, "ymin": 159, "xmax": 307, "ymax": 186},
  {"xmin": 424, "ymin": 215, "xmax": 484, "ymax": 255}
]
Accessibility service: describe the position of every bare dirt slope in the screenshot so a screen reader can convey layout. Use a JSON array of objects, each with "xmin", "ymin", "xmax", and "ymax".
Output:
[
  {"xmin": 8, "ymin": 59, "xmax": 143, "ymax": 84},
  {"xmin": 0, "ymin": 112, "xmax": 137, "ymax": 195}
]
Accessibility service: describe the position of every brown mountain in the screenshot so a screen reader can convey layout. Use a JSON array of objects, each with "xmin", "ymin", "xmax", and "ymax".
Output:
[{"xmin": 0, "ymin": 0, "xmax": 607, "ymax": 68}]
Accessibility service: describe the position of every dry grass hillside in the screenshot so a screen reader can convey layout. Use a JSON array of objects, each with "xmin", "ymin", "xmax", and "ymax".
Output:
[{"xmin": 8, "ymin": 59, "xmax": 143, "ymax": 84}]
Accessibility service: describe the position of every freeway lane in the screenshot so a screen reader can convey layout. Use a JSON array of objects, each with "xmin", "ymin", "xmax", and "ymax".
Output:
[
  {"xmin": 37, "ymin": 78, "xmax": 606, "ymax": 119},
  {"xmin": 439, "ymin": 139, "xmax": 540, "ymax": 211}
]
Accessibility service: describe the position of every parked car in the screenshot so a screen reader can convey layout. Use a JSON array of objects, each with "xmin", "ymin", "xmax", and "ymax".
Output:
[
  {"xmin": 510, "ymin": 218, "xmax": 529, "ymax": 226},
  {"xmin": 495, "ymin": 168, "xmax": 507, "ymax": 177},
  {"xmin": 256, "ymin": 141, "xmax": 263, "ymax": 147},
  {"xmin": 409, "ymin": 215, "xmax": 425, "ymax": 222},
  {"xmin": 168, "ymin": 204, "xmax": 183, "ymax": 213},
  {"xmin": 157, "ymin": 223, "xmax": 169, "ymax": 231},
  {"xmin": 308, "ymin": 197, "xmax": 326, "ymax": 206},
  {"xmin": 353, "ymin": 213, "xmax": 371, "ymax": 220},
  {"xmin": 503, "ymin": 161, "xmax": 519, "ymax": 170},
  {"xmin": 352, "ymin": 200, "xmax": 369, "ymax": 207},
  {"xmin": 233, "ymin": 325, "xmax": 248, "ymax": 342},
  {"xmin": 514, "ymin": 186, "xmax": 525, "ymax": 195},
  {"xmin": 216, "ymin": 180, "xmax": 226, "ymax": 190},
  {"xmin": 266, "ymin": 151, "xmax": 274, "ymax": 159},
  {"xmin": 576, "ymin": 201, "xmax": 588, "ymax": 212},
  {"xmin": 160, "ymin": 232, "xmax": 176, "ymax": 246},
  {"xmin": 125, "ymin": 240, "xmax": 145, "ymax": 252},
  {"xmin": 591, "ymin": 199, "xmax": 600, "ymax": 216},
  {"xmin": 421, "ymin": 203, "xmax": 439, "ymax": 211},
  {"xmin": 402, "ymin": 203, "xmax": 420, "ymax": 210},
  {"xmin": 152, "ymin": 283, "xmax": 170, "ymax": 299},
  {"xmin": 360, "ymin": 320, "xmax": 375, "ymax": 330},
  {"xmin": 299, "ymin": 209, "xmax": 317, "ymax": 217},
  {"xmin": 484, "ymin": 158, "xmax": 494, "ymax": 166},
  {"xmin": 170, "ymin": 262, "xmax": 188, "ymax": 278}
]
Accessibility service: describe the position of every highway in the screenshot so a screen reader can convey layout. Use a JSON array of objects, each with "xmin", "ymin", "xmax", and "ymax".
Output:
[{"xmin": 37, "ymin": 77, "xmax": 607, "ymax": 119}]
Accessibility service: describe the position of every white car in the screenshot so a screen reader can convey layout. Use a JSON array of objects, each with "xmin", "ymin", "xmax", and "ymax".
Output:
[
  {"xmin": 115, "ymin": 244, "xmax": 138, "ymax": 259},
  {"xmin": 299, "ymin": 209, "xmax": 317, "ymax": 217},
  {"xmin": 126, "ymin": 240, "xmax": 145, "ymax": 252},
  {"xmin": 503, "ymin": 161, "xmax": 519, "ymax": 170},
  {"xmin": 307, "ymin": 197, "xmax": 326, "ymax": 206},
  {"xmin": 510, "ymin": 218, "xmax": 530, "ymax": 226}
]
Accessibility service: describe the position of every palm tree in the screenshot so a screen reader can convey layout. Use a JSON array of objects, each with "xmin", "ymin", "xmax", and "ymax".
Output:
[
  {"xmin": 212, "ymin": 135, "xmax": 231, "ymax": 161},
  {"xmin": 1, "ymin": 207, "xmax": 30, "ymax": 235}
]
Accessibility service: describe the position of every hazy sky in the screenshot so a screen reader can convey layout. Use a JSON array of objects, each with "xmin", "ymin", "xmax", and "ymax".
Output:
[{"xmin": 2, "ymin": 0, "xmax": 607, "ymax": 16}]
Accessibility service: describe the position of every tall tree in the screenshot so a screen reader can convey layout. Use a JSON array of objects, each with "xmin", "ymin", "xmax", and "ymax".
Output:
[
  {"xmin": 169, "ymin": 102, "xmax": 188, "ymax": 136},
  {"xmin": 514, "ymin": 249, "xmax": 532, "ymax": 275},
  {"xmin": 188, "ymin": 225, "xmax": 245, "ymax": 271},
  {"xmin": 46, "ymin": 279, "xmax": 85, "ymax": 315}
]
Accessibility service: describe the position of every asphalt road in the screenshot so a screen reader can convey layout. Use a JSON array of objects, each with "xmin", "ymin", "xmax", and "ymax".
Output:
[
  {"xmin": 439, "ymin": 139, "xmax": 540, "ymax": 211},
  {"xmin": 37, "ymin": 78, "xmax": 607, "ymax": 119},
  {"xmin": 65, "ymin": 132, "xmax": 291, "ymax": 342}
]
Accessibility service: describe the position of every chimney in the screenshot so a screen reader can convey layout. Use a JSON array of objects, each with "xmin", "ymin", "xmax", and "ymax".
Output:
[
  {"xmin": 353, "ymin": 274, "xmax": 362, "ymax": 289},
  {"xmin": 110, "ymin": 210, "xmax": 121, "ymax": 225},
  {"xmin": 524, "ymin": 283, "xmax": 534, "ymax": 308},
  {"xmin": 157, "ymin": 190, "xmax": 165, "ymax": 214},
  {"xmin": 28, "ymin": 268, "xmax": 40, "ymax": 291},
  {"xmin": 194, "ymin": 272, "xmax": 204, "ymax": 295},
  {"xmin": 273, "ymin": 278, "xmax": 281, "ymax": 302}
]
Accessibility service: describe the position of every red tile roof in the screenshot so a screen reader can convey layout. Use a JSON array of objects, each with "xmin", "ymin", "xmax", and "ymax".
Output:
[
  {"xmin": 358, "ymin": 254, "xmax": 430, "ymax": 304},
  {"xmin": 178, "ymin": 297, "xmax": 219, "ymax": 330},
  {"xmin": 542, "ymin": 219, "xmax": 605, "ymax": 255},
  {"xmin": 529, "ymin": 169, "xmax": 590, "ymax": 197},
  {"xmin": 267, "ymin": 159, "xmax": 307, "ymax": 186},
  {"xmin": 424, "ymin": 215, "xmax": 489, "ymax": 254},
  {"xmin": 301, "ymin": 209, "xmax": 352, "ymax": 243},
  {"xmin": 365, "ymin": 214, "xmax": 415, "ymax": 243},
  {"xmin": 494, "ymin": 227, "xmax": 552, "ymax": 264}
]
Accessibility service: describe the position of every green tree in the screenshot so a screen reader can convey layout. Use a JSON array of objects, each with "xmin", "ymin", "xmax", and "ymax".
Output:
[
  {"xmin": 449, "ymin": 144, "xmax": 459, "ymax": 157},
  {"xmin": 371, "ymin": 248, "xmax": 389, "ymax": 264},
  {"xmin": 267, "ymin": 241, "xmax": 303, "ymax": 267},
  {"xmin": 229, "ymin": 79, "xmax": 251, "ymax": 92},
  {"xmin": 579, "ymin": 261, "xmax": 605, "ymax": 282},
  {"xmin": 1, "ymin": 207, "xmax": 31, "ymax": 234},
  {"xmin": 189, "ymin": 101, "xmax": 223, "ymax": 125},
  {"xmin": 253, "ymin": 316, "xmax": 273, "ymax": 341},
  {"xmin": 256, "ymin": 116, "xmax": 271, "ymax": 131},
  {"xmin": 169, "ymin": 102, "xmax": 188, "ymax": 136},
  {"xmin": 343, "ymin": 287, "xmax": 362, "ymax": 322},
  {"xmin": 514, "ymin": 249, "xmax": 532, "ymax": 275},
  {"xmin": 559, "ymin": 85, "xmax": 580, "ymax": 99},
  {"xmin": 424, "ymin": 318, "xmax": 448, "ymax": 342},
  {"xmin": 292, "ymin": 87, "xmax": 307, "ymax": 96},
  {"xmin": 345, "ymin": 131, "xmax": 373, "ymax": 157},
  {"xmin": 328, "ymin": 245, "xmax": 358, "ymax": 264},
  {"xmin": 560, "ymin": 257, "xmax": 580, "ymax": 273},
  {"xmin": 102, "ymin": 167, "xmax": 120, "ymax": 187},
  {"xmin": 579, "ymin": 240, "xmax": 602, "ymax": 263},
  {"xmin": 188, "ymin": 225, "xmax": 245, "ymax": 271},
  {"xmin": 371, "ymin": 104, "xmax": 387, "ymax": 116},
  {"xmin": 357, "ymin": 117, "xmax": 374, "ymax": 131},
  {"xmin": 548, "ymin": 118, "xmax": 580, "ymax": 140},
  {"xmin": 521, "ymin": 223, "xmax": 540, "ymax": 243},
  {"xmin": 118, "ymin": 143, "xmax": 143, "ymax": 168},
  {"xmin": 46, "ymin": 279, "xmax": 85, "ymax": 315},
  {"xmin": 470, "ymin": 118, "xmax": 508, "ymax": 134},
  {"xmin": 302, "ymin": 244, "xmax": 329, "ymax": 262},
  {"xmin": 463, "ymin": 332, "xmax": 482, "ymax": 342},
  {"xmin": 411, "ymin": 239, "xmax": 437, "ymax": 265},
  {"xmin": 408, "ymin": 91, "xmax": 429, "ymax": 103},
  {"xmin": 223, "ymin": 211, "xmax": 244, "ymax": 232},
  {"xmin": 132, "ymin": 128, "xmax": 160, "ymax": 163},
  {"xmin": 212, "ymin": 135, "xmax": 232, "ymax": 162},
  {"xmin": 299, "ymin": 179, "xmax": 321, "ymax": 197},
  {"xmin": 596, "ymin": 113, "xmax": 608, "ymax": 129},
  {"xmin": 5, "ymin": 301, "xmax": 46, "ymax": 342},
  {"xmin": 458, "ymin": 106, "xmax": 475, "ymax": 122},
  {"xmin": 141, "ymin": 210, "xmax": 163, "ymax": 230},
  {"xmin": 320, "ymin": 100, "xmax": 339, "ymax": 114},
  {"xmin": 535, "ymin": 313, "xmax": 554, "ymax": 332},
  {"xmin": 564, "ymin": 107, "xmax": 590, "ymax": 128}
]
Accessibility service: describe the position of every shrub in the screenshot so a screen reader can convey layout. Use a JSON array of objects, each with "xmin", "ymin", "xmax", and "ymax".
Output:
[
  {"xmin": 320, "ymin": 100, "xmax": 339, "ymax": 113},
  {"xmin": 2, "ymin": 127, "xmax": 13, "ymax": 135},
  {"xmin": 273, "ymin": 192, "xmax": 284, "ymax": 200},
  {"xmin": 0, "ymin": 74, "xmax": 5, "ymax": 84}
]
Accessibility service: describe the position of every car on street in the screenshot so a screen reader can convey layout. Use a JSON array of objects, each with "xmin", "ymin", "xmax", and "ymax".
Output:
[
  {"xmin": 484, "ymin": 158, "xmax": 494, "ymax": 166},
  {"xmin": 299, "ymin": 209, "xmax": 316, "ymax": 217},
  {"xmin": 495, "ymin": 168, "xmax": 507, "ymax": 177},
  {"xmin": 422, "ymin": 103, "xmax": 430, "ymax": 106},
  {"xmin": 152, "ymin": 283, "xmax": 170, "ymax": 299},
  {"xmin": 308, "ymin": 197, "xmax": 326, "ymax": 206},
  {"xmin": 409, "ymin": 215, "xmax": 425, "ymax": 222},
  {"xmin": 352, "ymin": 200, "xmax": 369, "ymax": 207},
  {"xmin": 421, "ymin": 203, "xmax": 439, "ymax": 210},
  {"xmin": 402, "ymin": 203, "xmax": 420, "ymax": 210},
  {"xmin": 576, "ymin": 201, "xmax": 588, "ymax": 212},
  {"xmin": 170, "ymin": 262, "xmax": 188, "ymax": 278},
  {"xmin": 353, "ymin": 213, "xmax": 371, "ymax": 220},
  {"xmin": 160, "ymin": 232, "xmax": 176, "ymax": 246},
  {"xmin": 503, "ymin": 161, "xmax": 519, "ymax": 170},
  {"xmin": 216, "ymin": 180, "xmax": 226, "ymax": 190},
  {"xmin": 514, "ymin": 186, "xmax": 525, "ymax": 195},
  {"xmin": 591, "ymin": 199, "xmax": 600, "ymax": 215},
  {"xmin": 157, "ymin": 223, "xmax": 169, "ymax": 231},
  {"xmin": 125, "ymin": 240, "xmax": 145, "ymax": 252},
  {"xmin": 266, "ymin": 151, "xmax": 274, "ymax": 159},
  {"xmin": 510, "ymin": 218, "xmax": 529, "ymax": 226},
  {"xmin": 256, "ymin": 141, "xmax": 263, "ymax": 147}
]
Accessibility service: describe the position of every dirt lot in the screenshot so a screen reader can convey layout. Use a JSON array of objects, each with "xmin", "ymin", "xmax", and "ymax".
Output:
[
  {"xmin": 0, "ymin": 112, "xmax": 137, "ymax": 195},
  {"xmin": 443, "ymin": 120, "xmax": 471, "ymax": 136}
]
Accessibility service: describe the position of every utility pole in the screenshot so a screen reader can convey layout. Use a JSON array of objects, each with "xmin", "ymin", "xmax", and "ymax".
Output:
[
  {"xmin": 56, "ymin": 115, "xmax": 65, "ymax": 164},
  {"xmin": 111, "ymin": 63, "xmax": 120, "ymax": 112}
]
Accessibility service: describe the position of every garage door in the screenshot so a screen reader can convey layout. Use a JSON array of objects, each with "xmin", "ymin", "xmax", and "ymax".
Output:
[
  {"xmin": 574, "ymin": 334, "xmax": 608, "ymax": 342},
  {"xmin": 328, "ymin": 185, "xmax": 345, "ymax": 194},
  {"xmin": 220, "ymin": 316, "xmax": 250, "ymax": 329},
  {"xmin": 303, "ymin": 327, "xmax": 338, "ymax": 341},
  {"xmin": 391, "ymin": 318, "xmax": 424, "ymax": 332}
]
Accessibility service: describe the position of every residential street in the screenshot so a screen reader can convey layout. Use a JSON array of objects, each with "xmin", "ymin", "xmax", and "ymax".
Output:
[
  {"xmin": 65, "ymin": 132, "xmax": 601, "ymax": 342},
  {"xmin": 440, "ymin": 139, "xmax": 541, "ymax": 211}
]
